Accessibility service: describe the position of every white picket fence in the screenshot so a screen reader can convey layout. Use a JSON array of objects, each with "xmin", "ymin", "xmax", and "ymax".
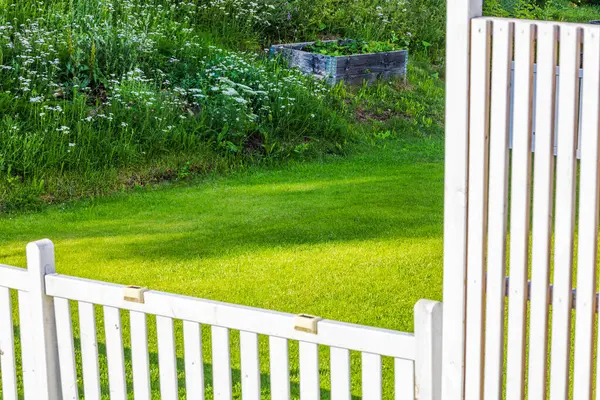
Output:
[{"xmin": 0, "ymin": 239, "xmax": 442, "ymax": 400}]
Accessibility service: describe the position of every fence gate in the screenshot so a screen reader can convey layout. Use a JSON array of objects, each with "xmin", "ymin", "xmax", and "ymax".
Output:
[{"xmin": 443, "ymin": 2, "xmax": 600, "ymax": 398}]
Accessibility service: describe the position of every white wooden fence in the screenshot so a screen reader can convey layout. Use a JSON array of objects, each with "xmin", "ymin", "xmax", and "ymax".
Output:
[
  {"xmin": 0, "ymin": 239, "xmax": 442, "ymax": 400},
  {"xmin": 443, "ymin": 14, "xmax": 600, "ymax": 399},
  {"xmin": 508, "ymin": 62, "xmax": 584, "ymax": 158}
]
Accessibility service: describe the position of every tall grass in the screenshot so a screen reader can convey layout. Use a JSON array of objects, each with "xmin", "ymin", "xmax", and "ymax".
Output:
[{"xmin": 0, "ymin": 0, "xmax": 350, "ymax": 212}]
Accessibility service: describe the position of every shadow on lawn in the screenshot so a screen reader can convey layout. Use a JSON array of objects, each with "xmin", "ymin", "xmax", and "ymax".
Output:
[{"xmin": 85, "ymin": 174, "xmax": 443, "ymax": 263}]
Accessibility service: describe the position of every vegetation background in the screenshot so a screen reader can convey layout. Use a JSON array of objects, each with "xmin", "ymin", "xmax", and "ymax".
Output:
[{"xmin": 1, "ymin": 0, "xmax": 599, "ymax": 213}]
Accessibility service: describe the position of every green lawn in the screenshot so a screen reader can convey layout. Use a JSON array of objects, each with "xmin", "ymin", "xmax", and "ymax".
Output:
[{"xmin": 0, "ymin": 137, "xmax": 445, "ymax": 398}]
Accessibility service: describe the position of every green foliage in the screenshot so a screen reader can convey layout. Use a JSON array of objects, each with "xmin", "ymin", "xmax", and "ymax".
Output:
[
  {"xmin": 0, "ymin": 0, "xmax": 351, "ymax": 212},
  {"xmin": 194, "ymin": 0, "xmax": 446, "ymax": 62},
  {"xmin": 304, "ymin": 37, "xmax": 408, "ymax": 56}
]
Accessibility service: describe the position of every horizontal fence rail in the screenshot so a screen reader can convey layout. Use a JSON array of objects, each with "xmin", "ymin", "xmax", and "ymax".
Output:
[
  {"xmin": 45, "ymin": 273, "xmax": 415, "ymax": 360},
  {"xmin": 0, "ymin": 240, "xmax": 443, "ymax": 400}
]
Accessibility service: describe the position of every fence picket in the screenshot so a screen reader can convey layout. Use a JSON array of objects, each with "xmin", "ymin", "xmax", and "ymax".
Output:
[
  {"xmin": 362, "ymin": 352, "xmax": 382, "ymax": 400},
  {"xmin": 394, "ymin": 358, "xmax": 415, "ymax": 400},
  {"xmin": 104, "ymin": 306, "xmax": 127, "ymax": 400},
  {"xmin": 211, "ymin": 326, "xmax": 232, "ymax": 400},
  {"xmin": 183, "ymin": 320, "xmax": 204, "ymax": 400},
  {"xmin": 300, "ymin": 341, "xmax": 320, "ymax": 399},
  {"xmin": 330, "ymin": 347, "xmax": 351, "ymax": 400},
  {"xmin": 573, "ymin": 26, "xmax": 600, "ymax": 400},
  {"xmin": 505, "ymin": 21, "xmax": 535, "ymax": 400},
  {"xmin": 240, "ymin": 331, "xmax": 261, "ymax": 400},
  {"xmin": 465, "ymin": 18, "xmax": 492, "ymax": 400},
  {"xmin": 79, "ymin": 301, "xmax": 101, "ymax": 400},
  {"xmin": 130, "ymin": 311, "xmax": 151, "ymax": 400},
  {"xmin": 549, "ymin": 24, "xmax": 582, "ymax": 400},
  {"xmin": 54, "ymin": 298, "xmax": 79, "ymax": 400},
  {"xmin": 269, "ymin": 336, "xmax": 290, "ymax": 400},
  {"xmin": 157, "ymin": 316, "xmax": 178, "ymax": 400},
  {"xmin": 0, "ymin": 287, "xmax": 17, "ymax": 400},
  {"xmin": 527, "ymin": 23, "xmax": 558, "ymax": 399},
  {"xmin": 483, "ymin": 19, "xmax": 513, "ymax": 400}
]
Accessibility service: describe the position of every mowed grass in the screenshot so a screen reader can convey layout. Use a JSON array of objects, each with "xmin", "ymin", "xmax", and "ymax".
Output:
[{"xmin": 0, "ymin": 137, "xmax": 444, "ymax": 398}]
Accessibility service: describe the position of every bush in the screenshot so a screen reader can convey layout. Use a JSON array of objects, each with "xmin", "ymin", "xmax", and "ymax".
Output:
[{"xmin": 0, "ymin": 0, "xmax": 350, "ymax": 211}]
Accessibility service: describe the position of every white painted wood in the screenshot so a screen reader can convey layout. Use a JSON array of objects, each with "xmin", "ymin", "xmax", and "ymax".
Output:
[
  {"xmin": 527, "ymin": 22, "xmax": 558, "ymax": 400},
  {"xmin": 505, "ymin": 21, "xmax": 535, "ymax": 400},
  {"xmin": 299, "ymin": 341, "xmax": 320, "ymax": 399},
  {"xmin": 269, "ymin": 336, "xmax": 290, "ymax": 400},
  {"xmin": 18, "ymin": 290, "xmax": 35, "ymax": 400},
  {"xmin": 0, "ymin": 264, "xmax": 29, "ymax": 291},
  {"xmin": 104, "ymin": 306, "xmax": 127, "ymax": 400},
  {"xmin": 330, "ymin": 347, "xmax": 351, "ymax": 400},
  {"xmin": 0, "ymin": 286, "xmax": 18, "ymax": 400},
  {"xmin": 211, "ymin": 326, "xmax": 232, "ymax": 400},
  {"xmin": 362, "ymin": 352, "xmax": 382, "ymax": 400},
  {"xmin": 573, "ymin": 25, "xmax": 600, "ymax": 400},
  {"xmin": 183, "ymin": 320, "xmax": 204, "ymax": 400},
  {"xmin": 442, "ymin": 0, "xmax": 483, "ymax": 396},
  {"xmin": 240, "ymin": 331, "xmax": 261, "ymax": 400},
  {"xmin": 130, "ymin": 311, "xmax": 151, "ymax": 400},
  {"xmin": 464, "ymin": 18, "xmax": 491, "ymax": 400},
  {"xmin": 414, "ymin": 300, "xmax": 443, "ymax": 400},
  {"xmin": 549, "ymin": 24, "xmax": 582, "ymax": 400},
  {"xmin": 79, "ymin": 301, "xmax": 101, "ymax": 400},
  {"xmin": 25, "ymin": 239, "xmax": 61, "ymax": 400},
  {"xmin": 45, "ymin": 274, "xmax": 416, "ymax": 359},
  {"xmin": 156, "ymin": 316, "xmax": 178, "ymax": 400},
  {"xmin": 395, "ymin": 358, "xmax": 415, "ymax": 400},
  {"xmin": 54, "ymin": 297, "xmax": 79, "ymax": 400},
  {"xmin": 483, "ymin": 19, "xmax": 513, "ymax": 400}
]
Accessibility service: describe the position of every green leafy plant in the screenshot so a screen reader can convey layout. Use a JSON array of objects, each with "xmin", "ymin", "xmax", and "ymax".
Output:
[{"xmin": 303, "ymin": 38, "xmax": 408, "ymax": 56}]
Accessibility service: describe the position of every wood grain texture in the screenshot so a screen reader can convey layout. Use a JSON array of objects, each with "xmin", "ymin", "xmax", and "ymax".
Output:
[{"xmin": 270, "ymin": 41, "xmax": 407, "ymax": 85}]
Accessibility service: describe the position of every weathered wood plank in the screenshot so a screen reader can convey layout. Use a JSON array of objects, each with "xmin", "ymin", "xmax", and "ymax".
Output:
[{"xmin": 270, "ymin": 41, "xmax": 407, "ymax": 85}]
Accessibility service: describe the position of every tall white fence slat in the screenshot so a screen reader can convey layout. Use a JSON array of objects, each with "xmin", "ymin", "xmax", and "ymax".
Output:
[
  {"xmin": 483, "ymin": 19, "xmax": 513, "ymax": 400},
  {"xmin": 573, "ymin": 26, "xmax": 600, "ymax": 400},
  {"xmin": 104, "ymin": 306, "xmax": 127, "ymax": 400},
  {"xmin": 330, "ymin": 347, "xmax": 351, "ymax": 400},
  {"xmin": 299, "ymin": 341, "xmax": 320, "ymax": 399},
  {"xmin": 527, "ymin": 22, "xmax": 558, "ymax": 399},
  {"xmin": 505, "ymin": 21, "xmax": 535, "ymax": 400},
  {"xmin": 240, "ymin": 331, "xmax": 261, "ymax": 400},
  {"xmin": 130, "ymin": 311, "xmax": 151, "ymax": 400},
  {"xmin": 183, "ymin": 320, "xmax": 204, "ymax": 400},
  {"xmin": 211, "ymin": 326, "xmax": 232, "ymax": 400},
  {"xmin": 269, "ymin": 336, "xmax": 290, "ymax": 400},
  {"xmin": 54, "ymin": 297, "xmax": 79, "ymax": 400},
  {"xmin": 79, "ymin": 301, "xmax": 101, "ymax": 400},
  {"xmin": 17, "ymin": 291, "xmax": 35, "ymax": 400},
  {"xmin": 394, "ymin": 358, "xmax": 415, "ymax": 400},
  {"xmin": 549, "ymin": 24, "xmax": 582, "ymax": 400},
  {"xmin": 464, "ymin": 18, "xmax": 492, "ymax": 400},
  {"xmin": 0, "ymin": 286, "xmax": 18, "ymax": 400},
  {"xmin": 157, "ymin": 316, "xmax": 179, "ymax": 400},
  {"xmin": 362, "ymin": 352, "xmax": 382, "ymax": 400}
]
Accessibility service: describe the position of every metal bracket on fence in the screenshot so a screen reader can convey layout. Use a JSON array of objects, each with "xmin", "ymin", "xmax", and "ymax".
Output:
[
  {"xmin": 124, "ymin": 285, "xmax": 148, "ymax": 304},
  {"xmin": 504, "ymin": 276, "xmax": 599, "ymax": 313},
  {"xmin": 294, "ymin": 314, "xmax": 322, "ymax": 334}
]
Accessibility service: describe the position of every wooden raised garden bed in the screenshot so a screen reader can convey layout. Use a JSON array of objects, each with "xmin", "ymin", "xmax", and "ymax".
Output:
[{"xmin": 270, "ymin": 40, "xmax": 408, "ymax": 85}]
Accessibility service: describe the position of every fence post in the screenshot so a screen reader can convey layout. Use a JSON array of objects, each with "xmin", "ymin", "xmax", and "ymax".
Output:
[
  {"xmin": 414, "ymin": 299, "xmax": 443, "ymax": 400},
  {"xmin": 26, "ymin": 239, "xmax": 62, "ymax": 400}
]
